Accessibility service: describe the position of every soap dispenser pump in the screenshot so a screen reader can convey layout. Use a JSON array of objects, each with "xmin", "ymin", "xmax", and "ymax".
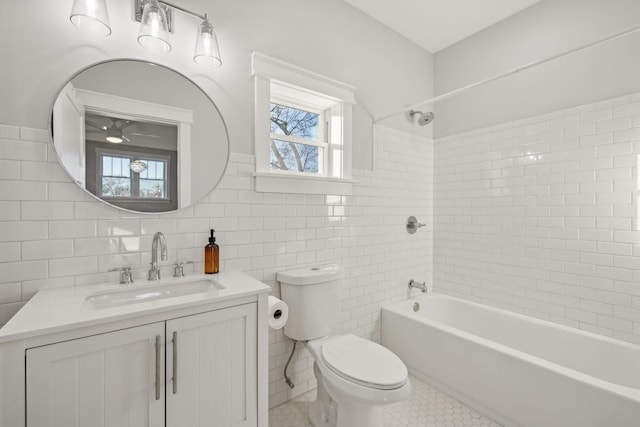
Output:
[{"xmin": 204, "ymin": 229, "xmax": 219, "ymax": 274}]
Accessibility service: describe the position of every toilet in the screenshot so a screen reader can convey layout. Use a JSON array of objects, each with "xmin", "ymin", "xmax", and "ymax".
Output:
[{"xmin": 277, "ymin": 265, "xmax": 410, "ymax": 427}]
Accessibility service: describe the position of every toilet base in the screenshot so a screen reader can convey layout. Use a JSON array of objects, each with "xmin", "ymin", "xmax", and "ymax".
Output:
[
  {"xmin": 308, "ymin": 362, "xmax": 389, "ymax": 427},
  {"xmin": 309, "ymin": 363, "xmax": 337, "ymax": 427},
  {"xmin": 335, "ymin": 401, "xmax": 383, "ymax": 427}
]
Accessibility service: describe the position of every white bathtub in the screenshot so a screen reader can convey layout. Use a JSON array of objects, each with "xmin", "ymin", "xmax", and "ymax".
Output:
[{"xmin": 381, "ymin": 293, "xmax": 640, "ymax": 427}]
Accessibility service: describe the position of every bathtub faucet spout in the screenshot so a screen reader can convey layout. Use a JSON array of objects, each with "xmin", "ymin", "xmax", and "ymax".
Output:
[{"xmin": 408, "ymin": 279, "xmax": 428, "ymax": 293}]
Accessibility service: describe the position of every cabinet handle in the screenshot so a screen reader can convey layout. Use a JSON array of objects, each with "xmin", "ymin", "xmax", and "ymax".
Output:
[
  {"xmin": 155, "ymin": 335, "xmax": 161, "ymax": 401},
  {"xmin": 172, "ymin": 331, "xmax": 178, "ymax": 394}
]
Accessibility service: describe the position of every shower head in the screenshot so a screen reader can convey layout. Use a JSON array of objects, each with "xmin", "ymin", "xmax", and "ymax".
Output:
[{"xmin": 409, "ymin": 110, "xmax": 435, "ymax": 126}]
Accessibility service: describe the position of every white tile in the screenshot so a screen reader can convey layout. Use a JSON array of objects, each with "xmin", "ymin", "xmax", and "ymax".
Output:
[
  {"xmin": 21, "ymin": 201, "xmax": 74, "ymax": 220},
  {"xmin": 0, "ymin": 202, "xmax": 20, "ymax": 220},
  {"xmin": 49, "ymin": 220, "xmax": 98, "ymax": 239},
  {"xmin": 20, "ymin": 161, "xmax": 70, "ymax": 182},
  {"xmin": 49, "ymin": 256, "xmax": 98, "ymax": 278},
  {"xmin": 0, "ymin": 242, "xmax": 20, "ymax": 262},
  {"xmin": 268, "ymin": 375, "xmax": 501, "ymax": 426},
  {"xmin": 98, "ymin": 219, "xmax": 141, "ymax": 236},
  {"xmin": 48, "ymin": 182, "xmax": 94, "ymax": 201},
  {"xmin": 20, "ymin": 127, "xmax": 50, "ymax": 142},
  {"xmin": 0, "ymin": 221, "xmax": 48, "ymax": 242},
  {"xmin": 0, "ymin": 139, "xmax": 47, "ymax": 161},
  {"xmin": 22, "ymin": 240, "xmax": 74, "ymax": 260},
  {"xmin": 74, "ymin": 202, "xmax": 121, "ymax": 219},
  {"xmin": 0, "ymin": 282, "xmax": 21, "ymax": 304},
  {"xmin": 0, "ymin": 181, "xmax": 47, "ymax": 200},
  {"xmin": 0, "ymin": 125, "xmax": 20, "ymax": 140},
  {"xmin": 74, "ymin": 237, "xmax": 121, "ymax": 256},
  {"xmin": 0, "ymin": 260, "xmax": 48, "ymax": 283},
  {"xmin": 0, "ymin": 160, "xmax": 20, "ymax": 180}
]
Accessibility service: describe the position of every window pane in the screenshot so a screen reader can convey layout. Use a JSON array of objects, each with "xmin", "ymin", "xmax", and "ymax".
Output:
[
  {"xmin": 138, "ymin": 159, "xmax": 166, "ymax": 198},
  {"xmin": 270, "ymin": 139, "xmax": 320, "ymax": 173},
  {"xmin": 270, "ymin": 103, "xmax": 319, "ymax": 140},
  {"xmin": 139, "ymin": 179, "xmax": 165, "ymax": 198},
  {"xmin": 139, "ymin": 159, "xmax": 165, "ymax": 180},
  {"xmin": 102, "ymin": 155, "xmax": 130, "ymax": 178},
  {"xmin": 101, "ymin": 177, "xmax": 131, "ymax": 197},
  {"xmin": 101, "ymin": 155, "xmax": 131, "ymax": 197}
]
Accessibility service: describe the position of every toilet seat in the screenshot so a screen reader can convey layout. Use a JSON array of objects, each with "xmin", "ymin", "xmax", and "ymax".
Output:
[{"xmin": 321, "ymin": 334, "xmax": 408, "ymax": 390}]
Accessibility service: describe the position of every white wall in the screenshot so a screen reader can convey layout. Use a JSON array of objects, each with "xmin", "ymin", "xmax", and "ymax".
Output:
[
  {"xmin": 0, "ymin": 0, "xmax": 434, "ymax": 170},
  {"xmin": 433, "ymin": 0, "xmax": 640, "ymax": 138},
  {"xmin": 0, "ymin": 122, "xmax": 433, "ymax": 408},
  {"xmin": 434, "ymin": 92, "xmax": 640, "ymax": 345},
  {"xmin": 0, "ymin": 0, "xmax": 435, "ymax": 409}
]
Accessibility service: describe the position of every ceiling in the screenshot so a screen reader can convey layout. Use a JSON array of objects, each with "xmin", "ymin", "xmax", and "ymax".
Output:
[{"xmin": 344, "ymin": 0, "xmax": 541, "ymax": 53}]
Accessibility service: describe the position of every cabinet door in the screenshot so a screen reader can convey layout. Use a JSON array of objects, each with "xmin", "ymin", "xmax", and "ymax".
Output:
[
  {"xmin": 26, "ymin": 323, "xmax": 165, "ymax": 427},
  {"xmin": 166, "ymin": 303, "xmax": 257, "ymax": 427}
]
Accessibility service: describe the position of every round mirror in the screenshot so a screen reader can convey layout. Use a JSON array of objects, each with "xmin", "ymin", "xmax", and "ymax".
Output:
[{"xmin": 50, "ymin": 59, "xmax": 229, "ymax": 214}]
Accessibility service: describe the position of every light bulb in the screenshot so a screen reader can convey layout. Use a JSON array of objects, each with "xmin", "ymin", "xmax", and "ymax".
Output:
[
  {"xmin": 193, "ymin": 17, "xmax": 222, "ymax": 68},
  {"xmin": 137, "ymin": 0, "xmax": 171, "ymax": 53}
]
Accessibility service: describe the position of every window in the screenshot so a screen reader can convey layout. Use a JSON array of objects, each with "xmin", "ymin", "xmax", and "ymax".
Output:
[
  {"xmin": 99, "ymin": 152, "xmax": 168, "ymax": 200},
  {"xmin": 270, "ymin": 102, "xmax": 325, "ymax": 175},
  {"xmin": 252, "ymin": 53, "xmax": 356, "ymax": 195}
]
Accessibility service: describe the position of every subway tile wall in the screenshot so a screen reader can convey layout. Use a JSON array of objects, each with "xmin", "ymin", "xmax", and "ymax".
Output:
[
  {"xmin": 434, "ymin": 92, "xmax": 640, "ymax": 345},
  {"xmin": 0, "ymin": 123, "xmax": 433, "ymax": 407}
]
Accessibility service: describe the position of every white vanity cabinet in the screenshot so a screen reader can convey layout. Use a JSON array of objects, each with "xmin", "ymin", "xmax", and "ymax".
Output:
[
  {"xmin": 26, "ymin": 322, "xmax": 166, "ymax": 427},
  {"xmin": 25, "ymin": 303, "xmax": 257, "ymax": 427},
  {"xmin": 166, "ymin": 303, "xmax": 257, "ymax": 427},
  {"xmin": 0, "ymin": 272, "xmax": 269, "ymax": 427}
]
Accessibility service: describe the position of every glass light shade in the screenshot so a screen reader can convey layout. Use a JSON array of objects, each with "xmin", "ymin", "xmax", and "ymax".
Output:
[
  {"xmin": 129, "ymin": 160, "xmax": 148, "ymax": 173},
  {"xmin": 106, "ymin": 128, "xmax": 123, "ymax": 143},
  {"xmin": 193, "ymin": 18, "xmax": 222, "ymax": 68},
  {"xmin": 70, "ymin": 0, "xmax": 112, "ymax": 36},
  {"xmin": 137, "ymin": 0, "xmax": 171, "ymax": 53}
]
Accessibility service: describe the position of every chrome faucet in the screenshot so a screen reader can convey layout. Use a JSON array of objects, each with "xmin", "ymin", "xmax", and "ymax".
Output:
[
  {"xmin": 148, "ymin": 232, "xmax": 168, "ymax": 281},
  {"xmin": 408, "ymin": 279, "xmax": 428, "ymax": 293}
]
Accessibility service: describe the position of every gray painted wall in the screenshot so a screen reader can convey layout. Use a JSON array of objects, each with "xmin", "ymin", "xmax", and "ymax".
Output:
[
  {"xmin": 1, "ymin": 0, "xmax": 434, "ymax": 171},
  {"xmin": 433, "ymin": 0, "xmax": 640, "ymax": 138}
]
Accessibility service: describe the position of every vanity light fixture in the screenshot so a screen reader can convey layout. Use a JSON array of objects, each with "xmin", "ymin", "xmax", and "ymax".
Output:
[
  {"xmin": 69, "ymin": 0, "xmax": 112, "ymax": 36},
  {"xmin": 137, "ymin": 0, "xmax": 171, "ymax": 53},
  {"xmin": 134, "ymin": 0, "xmax": 222, "ymax": 67},
  {"xmin": 69, "ymin": 0, "xmax": 222, "ymax": 67}
]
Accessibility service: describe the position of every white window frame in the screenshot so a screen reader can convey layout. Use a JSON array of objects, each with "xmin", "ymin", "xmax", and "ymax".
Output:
[
  {"xmin": 269, "ymin": 97, "xmax": 328, "ymax": 176},
  {"xmin": 252, "ymin": 52, "xmax": 356, "ymax": 195},
  {"xmin": 96, "ymin": 148, "xmax": 171, "ymax": 201}
]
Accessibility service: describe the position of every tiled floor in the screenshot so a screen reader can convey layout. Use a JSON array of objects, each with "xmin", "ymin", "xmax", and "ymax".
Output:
[{"xmin": 269, "ymin": 375, "xmax": 502, "ymax": 427}]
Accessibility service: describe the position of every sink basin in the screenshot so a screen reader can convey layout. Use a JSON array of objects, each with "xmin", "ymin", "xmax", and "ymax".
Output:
[{"xmin": 85, "ymin": 279, "xmax": 224, "ymax": 309}]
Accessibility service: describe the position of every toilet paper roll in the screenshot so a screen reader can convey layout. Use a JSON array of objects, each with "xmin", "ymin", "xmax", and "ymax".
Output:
[{"xmin": 268, "ymin": 296, "xmax": 289, "ymax": 329}]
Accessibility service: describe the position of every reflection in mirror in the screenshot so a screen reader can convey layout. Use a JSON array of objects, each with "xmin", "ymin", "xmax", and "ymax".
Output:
[{"xmin": 51, "ymin": 60, "xmax": 229, "ymax": 214}]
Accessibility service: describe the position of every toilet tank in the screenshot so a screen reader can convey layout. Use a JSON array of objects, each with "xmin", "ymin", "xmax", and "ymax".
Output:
[{"xmin": 277, "ymin": 265, "xmax": 343, "ymax": 341}]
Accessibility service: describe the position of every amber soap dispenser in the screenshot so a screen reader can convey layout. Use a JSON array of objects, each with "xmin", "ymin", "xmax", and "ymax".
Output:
[{"xmin": 204, "ymin": 229, "xmax": 219, "ymax": 274}]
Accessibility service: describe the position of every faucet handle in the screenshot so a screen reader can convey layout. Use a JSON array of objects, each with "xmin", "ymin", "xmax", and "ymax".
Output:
[
  {"xmin": 173, "ymin": 261, "xmax": 194, "ymax": 278},
  {"xmin": 109, "ymin": 267, "xmax": 134, "ymax": 285}
]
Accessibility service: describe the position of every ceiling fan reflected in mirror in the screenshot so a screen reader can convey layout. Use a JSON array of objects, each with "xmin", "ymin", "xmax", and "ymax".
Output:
[
  {"xmin": 85, "ymin": 116, "xmax": 162, "ymax": 144},
  {"xmin": 86, "ymin": 117, "xmax": 135, "ymax": 143}
]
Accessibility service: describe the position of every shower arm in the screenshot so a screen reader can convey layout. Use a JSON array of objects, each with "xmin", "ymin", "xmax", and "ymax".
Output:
[{"xmin": 374, "ymin": 21, "xmax": 640, "ymax": 124}]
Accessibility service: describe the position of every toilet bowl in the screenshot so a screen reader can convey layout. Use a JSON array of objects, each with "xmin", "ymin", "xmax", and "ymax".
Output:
[
  {"xmin": 277, "ymin": 265, "xmax": 410, "ymax": 427},
  {"xmin": 305, "ymin": 334, "xmax": 410, "ymax": 427}
]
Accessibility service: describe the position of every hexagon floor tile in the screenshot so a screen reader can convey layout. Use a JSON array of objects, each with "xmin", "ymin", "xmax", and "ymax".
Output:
[{"xmin": 269, "ymin": 375, "xmax": 502, "ymax": 427}]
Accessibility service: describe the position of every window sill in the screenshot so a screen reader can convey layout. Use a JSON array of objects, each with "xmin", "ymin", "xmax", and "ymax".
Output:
[{"xmin": 253, "ymin": 173, "xmax": 356, "ymax": 195}]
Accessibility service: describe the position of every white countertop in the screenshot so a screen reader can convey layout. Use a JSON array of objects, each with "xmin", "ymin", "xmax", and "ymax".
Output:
[{"xmin": 0, "ymin": 271, "xmax": 270, "ymax": 343}]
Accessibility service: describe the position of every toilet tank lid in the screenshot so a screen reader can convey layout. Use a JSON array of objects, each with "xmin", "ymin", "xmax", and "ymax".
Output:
[{"xmin": 277, "ymin": 264, "xmax": 343, "ymax": 285}]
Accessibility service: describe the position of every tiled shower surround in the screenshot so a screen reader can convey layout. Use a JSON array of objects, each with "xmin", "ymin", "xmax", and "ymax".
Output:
[
  {"xmin": 435, "ymin": 92, "xmax": 640, "ymax": 345},
  {"xmin": 0, "ymin": 124, "xmax": 433, "ymax": 407}
]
